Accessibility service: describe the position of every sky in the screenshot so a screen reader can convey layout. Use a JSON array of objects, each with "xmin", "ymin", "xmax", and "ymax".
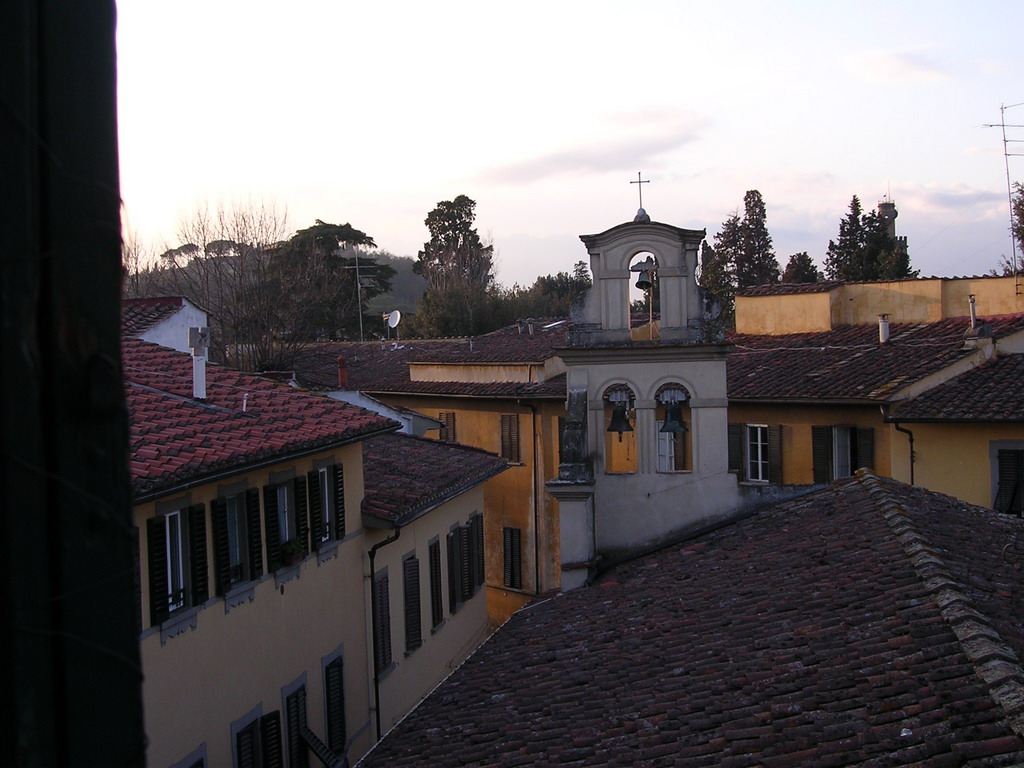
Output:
[{"xmin": 117, "ymin": 1, "xmax": 1024, "ymax": 288}]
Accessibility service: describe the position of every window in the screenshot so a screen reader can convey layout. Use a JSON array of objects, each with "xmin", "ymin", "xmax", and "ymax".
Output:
[
  {"xmin": 263, "ymin": 478, "xmax": 309, "ymax": 571},
  {"xmin": 373, "ymin": 569, "xmax": 392, "ymax": 669},
  {"xmin": 146, "ymin": 503, "xmax": 209, "ymax": 625},
  {"xmin": 307, "ymin": 464, "xmax": 345, "ymax": 548},
  {"xmin": 211, "ymin": 488, "xmax": 263, "ymax": 594},
  {"xmin": 656, "ymin": 424, "xmax": 687, "ymax": 472},
  {"xmin": 285, "ymin": 686, "xmax": 309, "ymax": 768},
  {"xmin": 500, "ymin": 414, "xmax": 521, "ymax": 462},
  {"xmin": 503, "ymin": 526, "xmax": 522, "ymax": 590},
  {"xmin": 403, "ymin": 555, "xmax": 422, "ymax": 653},
  {"xmin": 439, "ymin": 411, "xmax": 457, "ymax": 442},
  {"xmin": 233, "ymin": 711, "xmax": 282, "ymax": 768},
  {"xmin": 324, "ymin": 657, "xmax": 346, "ymax": 753},
  {"xmin": 428, "ymin": 540, "xmax": 444, "ymax": 628},
  {"xmin": 746, "ymin": 425, "xmax": 769, "ymax": 483},
  {"xmin": 995, "ymin": 450, "xmax": 1024, "ymax": 514},
  {"xmin": 446, "ymin": 528, "xmax": 467, "ymax": 612},
  {"xmin": 728, "ymin": 423, "xmax": 783, "ymax": 484},
  {"xmin": 470, "ymin": 514, "xmax": 485, "ymax": 591},
  {"xmin": 812, "ymin": 425, "xmax": 873, "ymax": 483}
]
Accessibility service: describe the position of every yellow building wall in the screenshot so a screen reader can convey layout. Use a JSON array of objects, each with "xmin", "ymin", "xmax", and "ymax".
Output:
[
  {"xmin": 735, "ymin": 292, "xmax": 833, "ymax": 335},
  {"xmin": 372, "ymin": 394, "xmax": 565, "ymax": 625},
  {"xmin": 138, "ymin": 445, "xmax": 373, "ymax": 768},
  {"xmin": 727, "ymin": 403, "xmax": 892, "ymax": 484},
  {"xmin": 410, "ymin": 362, "xmax": 540, "ymax": 383},
  {"xmin": 891, "ymin": 422, "xmax": 1024, "ymax": 509}
]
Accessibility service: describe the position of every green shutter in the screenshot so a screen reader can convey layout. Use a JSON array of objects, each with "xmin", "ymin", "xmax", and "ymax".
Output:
[
  {"xmin": 429, "ymin": 540, "xmax": 443, "ymax": 628},
  {"xmin": 293, "ymin": 476, "xmax": 309, "ymax": 555},
  {"xmin": 459, "ymin": 525, "xmax": 472, "ymax": 602},
  {"xmin": 332, "ymin": 464, "xmax": 346, "ymax": 540},
  {"xmin": 260, "ymin": 711, "xmax": 283, "ymax": 768},
  {"xmin": 263, "ymin": 485, "xmax": 281, "ymax": 572},
  {"xmin": 146, "ymin": 516, "xmax": 169, "ymax": 626},
  {"xmin": 447, "ymin": 532, "xmax": 458, "ymax": 612},
  {"xmin": 812, "ymin": 426, "xmax": 833, "ymax": 484},
  {"xmin": 855, "ymin": 427, "xmax": 874, "ymax": 471},
  {"xmin": 210, "ymin": 498, "xmax": 231, "ymax": 596},
  {"xmin": 324, "ymin": 657, "xmax": 346, "ymax": 752},
  {"xmin": 285, "ymin": 687, "xmax": 308, "ymax": 768},
  {"xmin": 374, "ymin": 571, "xmax": 392, "ymax": 669},
  {"xmin": 995, "ymin": 450, "xmax": 1024, "ymax": 513},
  {"xmin": 245, "ymin": 488, "xmax": 263, "ymax": 579},
  {"xmin": 768, "ymin": 425, "xmax": 783, "ymax": 484},
  {"xmin": 188, "ymin": 504, "xmax": 209, "ymax": 605},
  {"xmin": 503, "ymin": 527, "xmax": 522, "ymax": 590},
  {"xmin": 728, "ymin": 423, "xmax": 743, "ymax": 478},
  {"xmin": 307, "ymin": 471, "xmax": 323, "ymax": 548},
  {"xmin": 403, "ymin": 556, "xmax": 422, "ymax": 652}
]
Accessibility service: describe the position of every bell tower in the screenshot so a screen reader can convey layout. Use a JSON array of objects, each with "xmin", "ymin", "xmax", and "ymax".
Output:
[{"xmin": 548, "ymin": 207, "xmax": 741, "ymax": 590}]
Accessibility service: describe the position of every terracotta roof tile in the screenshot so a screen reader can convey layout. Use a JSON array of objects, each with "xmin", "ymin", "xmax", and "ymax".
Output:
[
  {"xmin": 125, "ymin": 338, "xmax": 398, "ymax": 499},
  {"xmin": 122, "ymin": 296, "xmax": 187, "ymax": 336},
  {"xmin": 736, "ymin": 280, "xmax": 845, "ymax": 297},
  {"xmin": 894, "ymin": 354, "xmax": 1024, "ymax": 421},
  {"xmin": 727, "ymin": 314, "xmax": 1024, "ymax": 402},
  {"xmin": 358, "ymin": 474, "xmax": 1024, "ymax": 767},
  {"xmin": 361, "ymin": 434, "xmax": 508, "ymax": 525}
]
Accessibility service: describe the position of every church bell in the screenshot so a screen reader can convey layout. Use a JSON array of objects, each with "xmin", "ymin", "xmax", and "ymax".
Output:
[
  {"xmin": 659, "ymin": 403, "xmax": 688, "ymax": 433},
  {"xmin": 634, "ymin": 270, "xmax": 654, "ymax": 291}
]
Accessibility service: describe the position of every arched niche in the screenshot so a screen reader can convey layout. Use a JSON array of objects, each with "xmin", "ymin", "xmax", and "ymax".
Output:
[
  {"xmin": 628, "ymin": 251, "xmax": 659, "ymax": 341},
  {"xmin": 601, "ymin": 382, "xmax": 637, "ymax": 474},
  {"xmin": 653, "ymin": 382, "xmax": 692, "ymax": 472}
]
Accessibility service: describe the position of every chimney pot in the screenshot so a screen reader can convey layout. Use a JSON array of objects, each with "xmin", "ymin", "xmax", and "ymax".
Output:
[
  {"xmin": 878, "ymin": 314, "xmax": 890, "ymax": 345},
  {"xmin": 337, "ymin": 355, "xmax": 349, "ymax": 389}
]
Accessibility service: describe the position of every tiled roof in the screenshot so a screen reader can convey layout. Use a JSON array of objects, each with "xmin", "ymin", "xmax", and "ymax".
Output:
[
  {"xmin": 727, "ymin": 314, "xmax": 1024, "ymax": 402},
  {"xmin": 894, "ymin": 354, "xmax": 1024, "ymax": 422},
  {"xmin": 125, "ymin": 338, "xmax": 398, "ymax": 499},
  {"xmin": 122, "ymin": 296, "xmax": 188, "ymax": 336},
  {"xmin": 736, "ymin": 280, "xmax": 845, "ymax": 296},
  {"xmin": 359, "ymin": 473, "xmax": 1024, "ymax": 767},
  {"xmin": 363, "ymin": 374, "xmax": 567, "ymax": 399},
  {"xmin": 361, "ymin": 434, "xmax": 507, "ymax": 525}
]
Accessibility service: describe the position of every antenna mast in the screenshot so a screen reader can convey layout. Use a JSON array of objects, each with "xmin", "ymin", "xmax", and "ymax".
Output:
[{"xmin": 986, "ymin": 102, "xmax": 1024, "ymax": 289}]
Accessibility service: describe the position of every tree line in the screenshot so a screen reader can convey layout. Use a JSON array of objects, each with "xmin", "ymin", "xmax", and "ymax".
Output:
[
  {"xmin": 698, "ymin": 190, "xmax": 919, "ymax": 327},
  {"xmin": 123, "ymin": 196, "xmax": 591, "ymax": 371}
]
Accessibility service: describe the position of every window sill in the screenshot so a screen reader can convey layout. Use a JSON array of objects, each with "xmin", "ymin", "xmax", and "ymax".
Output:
[
  {"xmin": 316, "ymin": 539, "xmax": 341, "ymax": 566},
  {"xmin": 430, "ymin": 619, "xmax": 447, "ymax": 635},
  {"xmin": 223, "ymin": 582, "xmax": 256, "ymax": 614},
  {"xmin": 159, "ymin": 605, "xmax": 201, "ymax": 645},
  {"xmin": 274, "ymin": 560, "xmax": 303, "ymax": 587}
]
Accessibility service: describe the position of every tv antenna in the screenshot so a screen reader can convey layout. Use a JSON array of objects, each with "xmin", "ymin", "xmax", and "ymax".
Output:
[{"xmin": 985, "ymin": 102, "xmax": 1024, "ymax": 285}]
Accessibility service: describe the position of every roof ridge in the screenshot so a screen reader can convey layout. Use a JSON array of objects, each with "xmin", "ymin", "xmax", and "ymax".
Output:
[{"xmin": 861, "ymin": 471, "xmax": 1024, "ymax": 736}]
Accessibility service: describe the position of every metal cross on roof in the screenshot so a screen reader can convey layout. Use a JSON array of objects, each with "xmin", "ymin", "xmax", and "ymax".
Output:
[{"xmin": 630, "ymin": 171, "xmax": 650, "ymax": 208}]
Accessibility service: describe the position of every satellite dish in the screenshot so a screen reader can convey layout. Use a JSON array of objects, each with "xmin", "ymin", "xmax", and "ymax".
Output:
[{"xmin": 387, "ymin": 310, "xmax": 402, "ymax": 328}]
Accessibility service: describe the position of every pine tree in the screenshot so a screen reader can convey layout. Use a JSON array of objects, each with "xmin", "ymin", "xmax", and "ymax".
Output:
[
  {"xmin": 699, "ymin": 238, "xmax": 735, "ymax": 328},
  {"xmin": 825, "ymin": 196, "xmax": 917, "ymax": 281},
  {"xmin": 736, "ymin": 190, "xmax": 780, "ymax": 287},
  {"xmin": 782, "ymin": 252, "xmax": 823, "ymax": 283}
]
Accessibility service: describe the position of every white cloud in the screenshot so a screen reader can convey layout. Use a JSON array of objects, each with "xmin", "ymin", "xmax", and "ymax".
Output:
[{"xmin": 845, "ymin": 50, "xmax": 950, "ymax": 83}]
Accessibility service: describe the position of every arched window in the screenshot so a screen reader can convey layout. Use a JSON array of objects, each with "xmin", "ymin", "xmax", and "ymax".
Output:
[
  {"xmin": 628, "ymin": 252, "xmax": 659, "ymax": 341},
  {"xmin": 603, "ymin": 384, "xmax": 637, "ymax": 474},
  {"xmin": 655, "ymin": 384, "xmax": 692, "ymax": 472}
]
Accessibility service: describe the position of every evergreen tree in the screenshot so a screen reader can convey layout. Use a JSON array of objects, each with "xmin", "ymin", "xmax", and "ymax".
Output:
[
  {"xmin": 825, "ymin": 196, "xmax": 917, "ymax": 281},
  {"xmin": 736, "ymin": 190, "xmax": 780, "ymax": 287},
  {"xmin": 699, "ymin": 238, "xmax": 735, "ymax": 328},
  {"xmin": 781, "ymin": 252, "xmax": 823, "ymax": 283}
]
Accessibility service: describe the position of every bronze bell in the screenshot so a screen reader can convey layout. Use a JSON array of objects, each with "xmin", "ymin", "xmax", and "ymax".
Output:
[
  {"xmin": 607, "ymin": 404, "xmax": 633, "ymax": 441},
  {"xmin": 634, "ymin": 270, "xmax": 653, "ymax": 291},
  {"xmin": 660, "ymin": 403, "xmax": 688, "ymax": 433}
]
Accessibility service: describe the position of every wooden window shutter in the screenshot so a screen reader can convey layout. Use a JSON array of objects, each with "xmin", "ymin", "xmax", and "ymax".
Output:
[
  {"xmin": 146, "ymin": 515, "xmax": 169, "ymax": 626},
  {"xmin": 471, "ymin": 514, "xmax": 485, "ymax": 589},
  {"xmin": 812, "ymin": 426, "xmax": 833, "ymax": 484},
  {"xmin": 374, "ymin": 571, "xmax": 392, "ymax": 669},
  {"xmin": 439, "ymin": 412, "xmax": 456, "ymax": 442},
  {"xmin": 403, "ymin": 556, "xmax": 422, "ymax": 652},
  {"xmin": 263, "ymin": 485, "xmax": 282, "ymax": 572},
  {"xmin": 235, "ymin": 720, "xmax": 259, "ymax": 768},
  {"xmin": 210, "ymin": 497, "xmax": 231, "ymax": 596},
  {"xmin": 458, "ymin": 525, "xmax": 472, "ymax": 602},
  {"xmin": 332, "ymin": 464, "xmax": 345, "ymax": 539},
  {"xmin": 293, "ymin": 476, "xmax": 309, "ymax": 554},
  {"xmin": 285, "ymin": 687, "xmax": 309, "ymax": 768},
  {"xmin": 995, "ymin": 450, "xmax": 1024, "ymax": 513},
  {"xmin": 446, "ymin": 532, "xmax": 458, "ymax": 612},
  {"xmin": 503, "ymin": 527, "xmax": 522, "ymax": 589},
  {"xmin": 188, "ymin": 504, "xmax": 209, "ymax": 605},
  {"xmin": 245, "ymin": 488, "xmax": 264, "ymax": 579},
  {"xmin": 260, "ymin": 711, "xmax": 284, "ymax": 768},
  {"xmin": 727, "ymin": 423, "xmax": 744, "ymax": 478},
  {"xmin": 306, "ymin": 471, "xmax": 323, "ymax": 547},
  {"xmin": 429, "ymin": 540, "xmax": 443, "ymax": 628},
  {"xmin": 672, "ymin": 432, "xmax": 687, "ymax": 471},
  {"xmin": 501, "ymin": 414, "xmax": 520, "ymax": 462},
  {"xmin": 768, "ymin": 425, "xmax": 783, "ymax": 484},
  {"xmin": 324, "ymin": 657, "xmax": 346, "ymax": 752},
  {"xmin": 855, "ymin": 427, "xmax": 874, "ymax": 471}
]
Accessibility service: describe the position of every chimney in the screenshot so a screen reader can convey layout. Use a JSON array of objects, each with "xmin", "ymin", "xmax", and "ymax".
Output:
[
  {"xmin": 337, "ymin": 355, "xmax": 348, "ymax": 389},
  {"xmin": 188, "ymin": 327, "xmax": 209, "ymax": 400},
  {"xmin": 878, "ymin": 314, "xmax": 890, "ymax": 345},
  {"xmin": 969, "ymin": 294, "xmax": 977, "ymax": 329}
]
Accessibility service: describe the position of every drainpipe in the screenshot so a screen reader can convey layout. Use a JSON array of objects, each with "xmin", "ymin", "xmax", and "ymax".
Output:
[
  {"xmin": 367, "ymin": 526, "xmax": 401, "ymax": 741},
  {"xmin": 881, "ymin": 405, "xmax": 915, "ymax": 485}
]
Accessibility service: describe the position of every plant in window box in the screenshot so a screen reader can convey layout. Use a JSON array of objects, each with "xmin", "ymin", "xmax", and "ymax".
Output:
[{"xmin": 280, "ymin": 539, "xmax": 304, "ymax": 566}]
